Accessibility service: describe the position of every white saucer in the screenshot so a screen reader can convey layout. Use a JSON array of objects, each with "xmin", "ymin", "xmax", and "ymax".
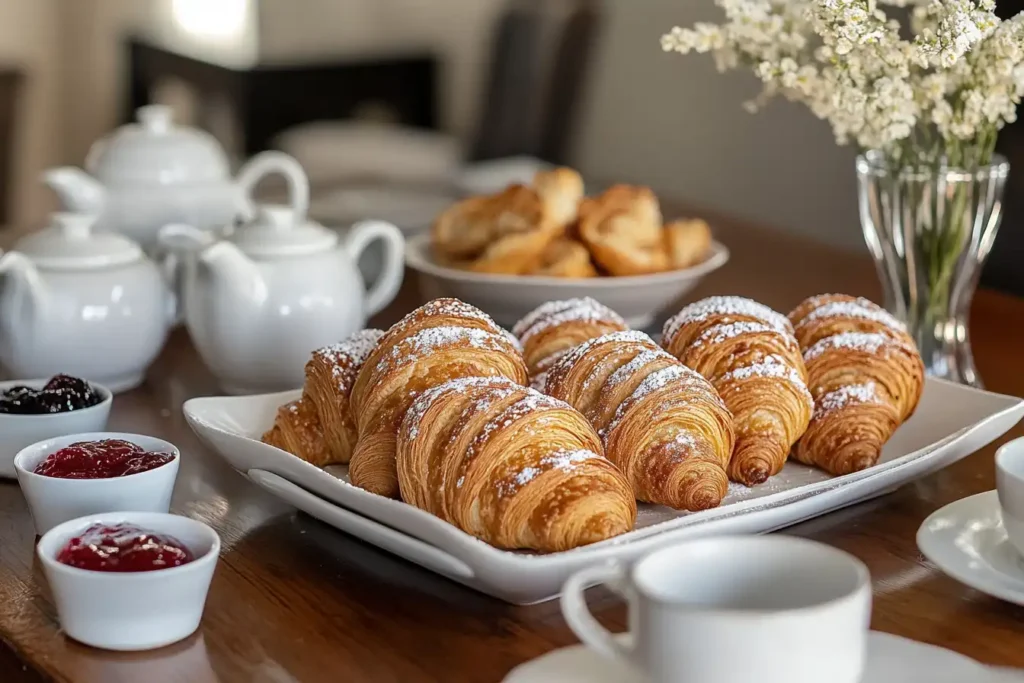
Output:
[
  {"xmin": 917, "ymin": 490, "xmax": 1024, "ymax": 606},
  {"xmin": 503, "ymin": 632, "xmax": 1021, "ymax": 682}
]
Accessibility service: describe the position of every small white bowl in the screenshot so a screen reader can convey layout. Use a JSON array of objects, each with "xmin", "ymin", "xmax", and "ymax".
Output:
[
  {"xmin": 996, "ymin": 436, "xmax": 1024, "ymax": 557},
  {"xmin": 0, "ymin": 379, "xmax": 113, "ymax": 478},
  {"xmin": 14, "ymin": 432, "xmax": 180, "ymax": 535},
  {"xmin": 404, "ymin": 233, "xmax": 730, "ymax": 329},
  {"xmin": 37, "ymin": 511, "xmax": 220, "ymax": 651}
]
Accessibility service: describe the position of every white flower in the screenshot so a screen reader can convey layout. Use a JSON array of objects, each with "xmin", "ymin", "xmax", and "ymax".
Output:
[{"xmin": 660, "ymin": 0, "xmax": 1024, "ymax": 163}]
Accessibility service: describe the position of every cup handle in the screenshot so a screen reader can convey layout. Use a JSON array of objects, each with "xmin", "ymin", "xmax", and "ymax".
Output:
[
  {"xmin": 235, "ymin": 151, "xmax": 310, "ymax": 223},
  {"xmin": 343, "ymin": 220, "xmax": 406, "ymax": 317},
  {"xmin": 561, "ymin": 563, "xmax": 634, "ymax": 666}
]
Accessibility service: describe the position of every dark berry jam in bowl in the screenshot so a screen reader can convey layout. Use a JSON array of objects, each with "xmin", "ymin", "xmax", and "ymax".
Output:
[
  {"xmin": 37, "ymin": 511, "xmax": 220, "ymax": 651},
  {"xmin": 0, "ymin": 377, "xmax": 112, "ymax": 479},
  {"xmin": 14, "ymin": 432, "xmax": 180, "ymax": 536},
  {"xmin": 0, "ymin": 375, "xmax": 107, "ymax": 415}
]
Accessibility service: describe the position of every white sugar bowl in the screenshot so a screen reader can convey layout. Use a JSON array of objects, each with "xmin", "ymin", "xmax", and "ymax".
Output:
[
  {"xmin": 0, "ymin": 212, "xmax": 175, "ymax": 392},
  {"xmin": 43, "ymin": 104, "xmax": 307, "ymax": 251},
  {"xmin": 160, "ymin": 198, "xmax": 405, "ymax": 395}
]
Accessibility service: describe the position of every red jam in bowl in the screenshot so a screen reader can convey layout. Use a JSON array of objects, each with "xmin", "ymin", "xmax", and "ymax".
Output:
[
  {"xmin": 33, "ymin": 439, "xmax": 174, "ymax": 479},
  {"xmin": 57, "ymin": 523, "xmax": 195, "ymax": 572}
]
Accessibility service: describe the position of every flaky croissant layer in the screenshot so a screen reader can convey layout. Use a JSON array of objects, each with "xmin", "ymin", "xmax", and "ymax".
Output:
[
  {"xmin": 789, "ymin": 294, "xmax": 925, "ymax": 476},
  {"xmin": 545, "ymin": 330, "xmax": 735, "ymax": 511},
  {"xmin": 661, "ymin": 296, "xmax": 811, "ymax": 487},
  {"xmin": 349, "ymin": 299, "xmax": 529, "ymax": 498},
  {"xmin": 397, "ymin": 376, "xmax": 636, "ymax": 552}
]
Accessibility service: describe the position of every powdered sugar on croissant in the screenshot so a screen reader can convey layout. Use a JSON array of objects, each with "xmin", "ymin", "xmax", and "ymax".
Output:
[
  {"xmin": 789, "ymin": 294, "xmax": 924, "ymax": 475},
  {"xmin": 513, "ymin": 297, "xmax": 628, "ymax": 390},
  {"xmin": 396, "ymin": 376, "xmax": 635, "ymax": 552},
  {"xmin": 545, "ymin": 331, "xmax": 735, "ymax": 511},
  {"xmin": 348, "ymin": 299, "xmax": 528, "ymax": 498},
  {"xmin": 662, "ymin": 296, "xmax": 811, "ymax": 487}
]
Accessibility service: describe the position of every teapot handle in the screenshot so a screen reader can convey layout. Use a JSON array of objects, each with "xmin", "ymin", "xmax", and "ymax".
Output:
[
  {"xmin": 236, "ymin": 151, "xmax": 310, "ymax": 224},
  {"xmin": 343, "ymin": 220, "xmax": 405, "ymax": 318}
]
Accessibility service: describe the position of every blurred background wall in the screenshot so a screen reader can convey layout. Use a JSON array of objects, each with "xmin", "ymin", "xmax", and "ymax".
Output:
[{"xmin": 0, "ymin": 0, "xmax": 871, "ymax": 254}]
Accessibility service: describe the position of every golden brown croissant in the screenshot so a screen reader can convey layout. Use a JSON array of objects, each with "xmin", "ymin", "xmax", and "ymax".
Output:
[
  {"xmin": 663, "ymin": 218, "xmax": 712, "ymax": 269},
  {"xmin": 349, "ymin": 299, "xmax": 528, "ymax": 498},
  {"xmin": 788, "ymin": 293, "xmax": 912, "ymax": 349},
  {"xmin": 587, "ymin": 184, "xmax": 663, "ymax": 228},
  {"xmin": 431, "ymin": 185, "xmax": 561, "ymax": 275},
  {"xmin": 512, "ymin": 297, "xmax": 628, "ymax": 389},
  {"xmin": 662, "ymin": 296, "xmax": 811, "ymax": 486},
  {"xmin": 261, "ymin": 398, "xmax": 332, "ymax": 467},
  {"xmin": 526, "ymin": 238, "xmax": 598, "ymax": 278},
  {"xmin": 544, "ymin": 330, "xmax": 735, "ymax": 511},
  {"xmin": 578, "ymin": 185, "xmax": 668, "ymax": 276},
  {"xmin": 430, "ymin": 195, "xmax": 493, "ymax": 263},
  {"xmin": 788, "ymin": 294, "xmax": 925, "ymax": 475},
  {"xmin": 396, "ymin": 376, "xmax": 636, "ymax": 552},
  {"xmin": 303, "ymin": 329, "xmax": 384, "ymax": 465},
  {"xmin": 532, "ymin": 167, "xmax": 585, "ymax": 228}
]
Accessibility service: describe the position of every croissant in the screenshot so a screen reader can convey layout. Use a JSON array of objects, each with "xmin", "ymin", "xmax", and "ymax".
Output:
[
  {"xmin": 532, "ymin": 167, "xmax": 585, "ymax": 228},
  {"xmin": 788, "ymin": 294, "xmax": 925, "ymax": 475},
  {"xmin": 396, "ymin": 376, "xmax": 636, "ymax": 552},
  {"xmin": 432, "ymin": 185, "xmax": 561, "ymax": 275},
  {"xmin": 544, "ymin": 330, "xmax": 735, "ymax": 511},
  {"xmin": 662, "ymin": 296, "xmax": 812, "ymax": 486},
  {"xmin": 788, "ymin": 293, "xmax": 913, "ymax": 350},
  {"xmin": 578, "ymin": 185, "xmax": 668, "ymax": 276},
  {"xmin": 302, "ymin": 329, "xmax": 384, "ymax": 465},
  {"xmin": 430, "ymin": 195, "xmax": 493, "ymax": 263},
  {"xmin": 261, "ymin": 398, "xmax": 332, "ymax": 467},
  {"xmin": 586, "ymin": 184, "xmax": 663, "ymax": 228},
  {"xmin": 663, "ymin": 218, "xmax": 712, "ymax": 269},
  {"xmin": 349, "ymin": 299, "xmax": 528, "ymax": 497},
  {"xmin": 526, "ymin": 238, "xmax": 598, "ymax": 278},
  {"xmin": 512, "ymin": 297, "xmax": 628, "ymax": 389}
]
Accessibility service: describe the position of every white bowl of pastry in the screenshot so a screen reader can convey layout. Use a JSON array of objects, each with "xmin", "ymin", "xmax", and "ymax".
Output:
[{"xmin": 405, "ymin": 169, "xmax": 730, "ymax": 329}]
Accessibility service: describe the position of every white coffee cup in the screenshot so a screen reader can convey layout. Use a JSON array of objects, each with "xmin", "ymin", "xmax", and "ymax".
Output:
[
  {"xmin": 996, "ymin": 436, "xmax": 1024, "ymax": 557},
  {"xmin": 561, "ymin": 535, "xmax": 872, "ymax": 683}
]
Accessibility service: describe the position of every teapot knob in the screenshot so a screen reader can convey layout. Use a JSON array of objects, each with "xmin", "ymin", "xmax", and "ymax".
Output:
[
  {"xmin": 256, "ymin": 204, "xmax": 296, "ymax": 230},
  {"xmin": 52, "ymin": 212, "xmax": 97, "ymax": 240},
  {"xmin": 136, "ymin": 104, "xmax": 173, "ymax": 133}
]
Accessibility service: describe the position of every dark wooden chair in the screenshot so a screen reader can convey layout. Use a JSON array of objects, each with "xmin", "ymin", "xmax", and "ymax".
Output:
[
  {"xmin": 468, "ymin": 0, "xmax": 602, "ymax": 165},
  {"xmin": 0, "ymin": 68, "xmax": 23, "ymax": 225},
  {"xmin": 125, "ymin": 39, "xmax": 438, "ymax": 157}
]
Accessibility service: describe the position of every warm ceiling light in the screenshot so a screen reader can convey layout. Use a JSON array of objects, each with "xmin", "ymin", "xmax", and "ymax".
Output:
[{"xmin": 171, "ymin": 0, "xmax": 249, "ymax": 40}]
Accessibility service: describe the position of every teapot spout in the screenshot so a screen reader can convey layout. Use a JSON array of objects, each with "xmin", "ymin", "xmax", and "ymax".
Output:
[
  {"xmin": 43, "ymin": 167, "xmax": 106, "ymax": 214},
  {"xmin": 200, "ymin": 242, "xmax": 268, "ymax": 305},
  {"xmin": 0, "ymin": 251, "xmax": 47, "ymax": 320}
]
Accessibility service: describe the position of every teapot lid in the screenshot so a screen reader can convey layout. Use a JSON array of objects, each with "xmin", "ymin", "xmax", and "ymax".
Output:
[
  {"xmin": 230, "ymin": 205, "xmax": 338, "ymax": 257},
  {"xmin": 85, "ymin": 105, "xmax": 231, "ymax": 186},
  {"xmin": 15, "ymin": 212, "xmax": 143, "ymax": 269}
]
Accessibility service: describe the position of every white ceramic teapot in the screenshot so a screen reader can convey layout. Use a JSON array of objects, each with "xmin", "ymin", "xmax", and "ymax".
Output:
[
  {"xmin": 160, "ymin": 202, "xmax": 405, "ymax": 395},
  {"xmin": 0, "ymin": 213, "xmax": 175, "ymax": 392},
  {"xmin": 43, "ymin": 105, "xmax": 308, "ymax": 251}
]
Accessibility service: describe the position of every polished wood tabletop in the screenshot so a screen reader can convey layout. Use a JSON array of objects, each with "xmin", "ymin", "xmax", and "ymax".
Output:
[{"xmin": 2, "ymin": 211, "xmax": 1024, "ymax": 683}]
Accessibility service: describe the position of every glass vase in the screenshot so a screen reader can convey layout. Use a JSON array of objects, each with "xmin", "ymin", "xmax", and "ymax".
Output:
[{"xmin": 856, "ymin": 151, "xmax": 1009, "ymax": 388}]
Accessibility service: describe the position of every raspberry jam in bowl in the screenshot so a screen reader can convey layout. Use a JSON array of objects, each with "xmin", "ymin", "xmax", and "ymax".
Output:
[
  {"xmin": 14, "ymin": 432, "xmax": 180, "ymax": 535},
  {"xmin": 58, "ymin": 522, "xmax": 195, "ymax": 572},
  {"xmin": 37, "ymin": 512, "xmax": 220, "ymax": 651},
  {"xmin": 0, "ymin": 377, "xmax": 112, "ymax": 479},
  {"xmin": 34, "ymin": 439, "xmax": 174, "ymax": 479}
]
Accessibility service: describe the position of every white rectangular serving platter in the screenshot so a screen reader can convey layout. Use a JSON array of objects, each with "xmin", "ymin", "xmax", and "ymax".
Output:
[{"xmin": 183, "ymin": 378, "xmax": 1024, "ymax": 604}]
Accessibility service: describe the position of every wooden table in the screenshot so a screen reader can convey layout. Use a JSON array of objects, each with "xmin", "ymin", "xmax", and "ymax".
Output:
[{"xmin": 2, "ymin": 213, "xmax": 1024, "ymax": 683}]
